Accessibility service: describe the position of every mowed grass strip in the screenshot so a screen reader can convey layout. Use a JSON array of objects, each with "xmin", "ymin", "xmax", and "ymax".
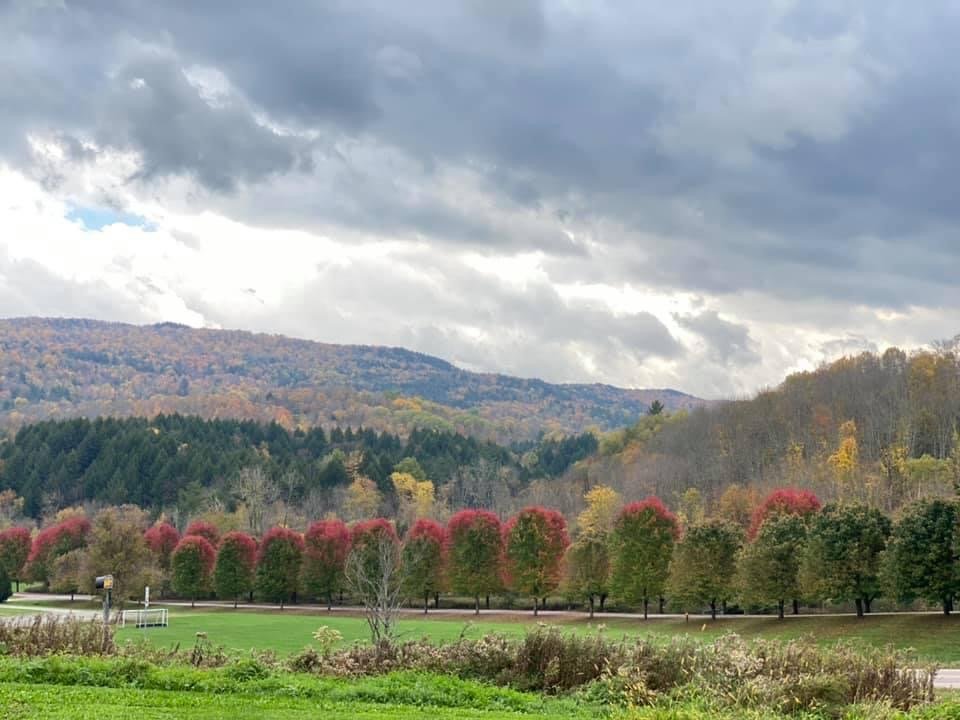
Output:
[{"xmin": 108, "ymin": 606, "xmax": 960, "ymax": 663}]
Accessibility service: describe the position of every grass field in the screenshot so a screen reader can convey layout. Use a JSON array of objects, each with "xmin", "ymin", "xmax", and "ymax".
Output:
[
  {"xmin": 104, "ymin": 607, "xmax": 960, "ymax": 664},
  {"xmin": 8, "ymin": 598, "xmax": 960, "ymax": 664}
]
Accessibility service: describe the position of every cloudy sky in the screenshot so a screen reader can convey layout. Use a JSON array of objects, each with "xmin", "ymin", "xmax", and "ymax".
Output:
[{"xmin": 1, "ymin": 1, "xmax": 957, "ymax": 399}]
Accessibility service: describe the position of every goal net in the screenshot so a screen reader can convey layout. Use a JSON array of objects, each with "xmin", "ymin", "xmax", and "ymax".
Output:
[{"xmin": 120, "ymin": 608, "xmax": 169, "ymax": 628}]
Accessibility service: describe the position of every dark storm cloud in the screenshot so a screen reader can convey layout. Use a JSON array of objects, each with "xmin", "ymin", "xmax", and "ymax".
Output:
[
  {"xmin": 2, "ymin": 0, "xmax": 960, "ymax": 379},
  {"xmin": 675, "ymin": 310, "xmax": 760, "ymax": 366}
]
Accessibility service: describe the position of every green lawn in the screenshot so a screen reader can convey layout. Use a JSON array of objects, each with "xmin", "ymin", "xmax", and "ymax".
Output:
[{"xmin": 105, "ymin": 606, "xmax": 960, "ymax": 664}]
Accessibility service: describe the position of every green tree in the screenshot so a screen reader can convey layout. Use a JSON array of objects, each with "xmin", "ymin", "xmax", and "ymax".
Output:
[
  {"xmin": 401, "ymin": 519, "xmax": 445, "ymax": 614},
  {"xmin": 800, "ymin": 504, "xmax": 891, "ymax": 617},
  {"xmin": 503, "ymin": 507, "xmax": 570, "ymax": 615},
  {"xmin": 446, "ymin": 510, "xmax": 503, "ymax": 615},
  {"xmin": 737, "ymin": 514, "xmax": 807, "ymax": 619},
  {"xmin": 255, "ymin": 527, "xmax": 304, "ymax": 609},
  {"xmin": 609, "ymin": 498, "xmax": 679, "ymax": 618},
  {"xmin": 882, "ymin": 499, "xmax": 960, "ymax": 615},
  {"xmin": 564, "ymin": 533, "xmax": 610, "ymax": 618},
  {"xmin": 171, "ymin": 536, "xmax": 216, "ymax": 608},
  {"xmin": 214, "ymin": 532, "xmax": 257, "ymax": 608},
  {"xmin": 667, "ymin": 520, "xmax": 742, "ymax": 619},
  {"xmin": 83, "ymin": 505, "xmax": 153, "ymax": 605}
]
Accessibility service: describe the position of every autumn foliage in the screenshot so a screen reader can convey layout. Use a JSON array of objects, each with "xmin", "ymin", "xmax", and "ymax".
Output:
[
  {"xmin": 749, "ymin": 488, "xmax": 822, "ymax": 539},
  {"xmin": 184, "ymin": 520, "xmax": 221, "ymax": 547},
  {"xmin": 171, "ymin": 535, "xmax": 216, "ymax": 606},
  {"xmin": 445, "ymin": 509, "xmax": 503, "ymax": 613},
  {"xmin": 609, "ymin": 497, "xmax": 679, "ymax": 618},
  {"xmin": 255, "ymin": 526, "xmax": 305, "ymax": 608},
  {"xmin": 214, "ymin": 531, "xmax": 258, "ymax": 607},
  {"xmin": 402, "ymin": 519, "xmax": 446, "ymax": 611},
  {"xmin": 28, "ymin": 517, "xmax": 91, "ymax": 585},
  {"xmin": 503, "ymin": 507, "xmax": 569, "ymax": 614},
  {"xmin": 0, "ymin": 527, "xmax": 32, "ymax": 587},
  {"xmin": 302, "ymin": 520, "xmax": 352, "ymax": 608},
  {"xmin": 144, "ymin": 522, "xmax": 180, "ymax": 571}
]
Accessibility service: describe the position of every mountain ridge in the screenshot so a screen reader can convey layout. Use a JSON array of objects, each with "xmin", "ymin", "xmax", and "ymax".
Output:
[{"xmin": 0, "ymin": 317, "xmax": 703, "ymax": 442}]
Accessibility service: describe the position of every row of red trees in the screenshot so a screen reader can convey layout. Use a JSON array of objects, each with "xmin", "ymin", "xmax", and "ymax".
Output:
[{"xmin": 0, "ymin": 487, "xmax": 825, "ymax": 616}]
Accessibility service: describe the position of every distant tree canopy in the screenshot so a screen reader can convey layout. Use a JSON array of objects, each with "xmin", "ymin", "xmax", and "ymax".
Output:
[{"xmin": 0, "ymin": 416, "xmax": 595, "ymax": 518}]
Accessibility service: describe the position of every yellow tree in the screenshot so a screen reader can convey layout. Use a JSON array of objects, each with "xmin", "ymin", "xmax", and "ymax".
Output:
[
  {"xmin": 391, "ymin": 471, "xmax": 435, "ymax": 532},
  {"xmin": 827, "ymin": 421, "xmax": 859, "ymax": 498},
  {"xmin": 343, "ymin": 477, "xmax": 382, "ymax": 521},
  {"xmin": 576, "ymin": 485, "xmax": 622, "ymax": 535}
]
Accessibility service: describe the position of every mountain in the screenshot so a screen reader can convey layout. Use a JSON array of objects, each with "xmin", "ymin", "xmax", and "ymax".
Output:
[{"xmin": 0, "ymin": 318, "xmax": 702, "ymax": 442}]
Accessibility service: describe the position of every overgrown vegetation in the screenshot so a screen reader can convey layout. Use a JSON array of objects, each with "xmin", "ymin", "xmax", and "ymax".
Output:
[{"xmin": 0, "ymin": 617, "xmax": 948, "ymax": 718}]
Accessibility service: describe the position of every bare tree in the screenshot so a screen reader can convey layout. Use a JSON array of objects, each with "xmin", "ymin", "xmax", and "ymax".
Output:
[
  {"xmin": 344, "ymin": 532, "xmax": 406, "ymax": 650},
  {"xmin": 234, "ymin": 467, "xmax": 278, "ymax": 537}
]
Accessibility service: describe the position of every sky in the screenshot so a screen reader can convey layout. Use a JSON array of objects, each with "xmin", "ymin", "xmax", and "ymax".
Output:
[{"xmin": 1, "ymin": 1, "xmax": 958, "ymax": 399}]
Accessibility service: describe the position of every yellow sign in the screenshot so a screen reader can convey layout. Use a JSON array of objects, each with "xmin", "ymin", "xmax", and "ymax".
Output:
[{"xmin": 103, "ymin": 576, "xmax": 114, "ymax": 590}]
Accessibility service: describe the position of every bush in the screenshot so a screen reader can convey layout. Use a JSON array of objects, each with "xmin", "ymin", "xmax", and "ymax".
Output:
[{"xmin": 0, "ymin": 614, "xmax": 114, "ymax": 656}]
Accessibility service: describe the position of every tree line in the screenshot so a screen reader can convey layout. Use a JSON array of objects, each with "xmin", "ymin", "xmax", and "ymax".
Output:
[
  {"xmin": 583, "ymin": 345, "xmax": 960, "ymax": 515},
  {"xmin": 2, "ymin": 485, "xmax": 959, "ymax": 619},
  {"xmin": 0, "ymin": 415, "xmax": 596, "ymax": 519}
]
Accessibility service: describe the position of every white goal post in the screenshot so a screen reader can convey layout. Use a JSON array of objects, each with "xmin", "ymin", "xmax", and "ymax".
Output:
[{"xmin": 120, "ymin": 608, "xmax": 169, "ymax": 628}]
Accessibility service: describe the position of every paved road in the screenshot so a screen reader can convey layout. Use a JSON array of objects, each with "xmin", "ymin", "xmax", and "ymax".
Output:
[{"xmin": 5, "ymin": 593, "xmax": 959, "ymax": 689}]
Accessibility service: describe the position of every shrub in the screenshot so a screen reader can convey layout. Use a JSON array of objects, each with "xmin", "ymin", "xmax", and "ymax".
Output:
[{"xmin": 0, "ymin": 615, "xmax": 114, "ymax": 656}]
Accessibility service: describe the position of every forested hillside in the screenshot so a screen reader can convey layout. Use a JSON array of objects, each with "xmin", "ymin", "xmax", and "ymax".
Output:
[
  {"xmin": 573, "ymin": 343, "xmax": 960, "ymax": 515},
  {"xmin": 0, "ymin": 318, "xmax": 700, "ymax": 443},
  {"xmin": 0, "ymin": 415, "xmax": 597, "ymax": 521}
]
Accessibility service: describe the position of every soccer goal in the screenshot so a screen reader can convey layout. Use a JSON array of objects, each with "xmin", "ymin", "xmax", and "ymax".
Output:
[{"xmin": 120, "ymin": 608, "xmax": 169, "ymax": 628}]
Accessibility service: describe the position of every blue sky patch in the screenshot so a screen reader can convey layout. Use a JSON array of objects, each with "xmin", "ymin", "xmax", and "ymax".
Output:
[{"xmin": 66, "ymin": 206, "xmax": 156, "ymax": 231}]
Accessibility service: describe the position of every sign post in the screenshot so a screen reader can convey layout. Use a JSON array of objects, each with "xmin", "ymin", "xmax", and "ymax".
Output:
[{"xmin": 95, "ymin": 574, "xmax": 114, "ymax": 624}]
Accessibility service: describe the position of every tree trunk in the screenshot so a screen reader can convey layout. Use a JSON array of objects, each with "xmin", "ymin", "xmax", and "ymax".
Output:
[
  {"xmin": 234, "ymin": 596, "xmax": 239, "ymax": 609},
  {"xmin": 643, "ymin": 596, "xmax": 649, "ymax": 620},
  {"xmin": 944, "ymin": 597, "xmax": 952, "ymax": 616},
  {"xmin": 533, "ymin": 597, "xmax": 538, "ymax": 617},
  {"xmin": 721, "ymin": 600, "xmax": 727, "ymax": 615},
  {"xmin": 792, "ymin": 598, "xmax": 799, "ymax": 615},
  {"xmin": 339, "ymin": 590, "xmax": 343, "ymax": 605},
  {"xmin": 855, "ymin": 597, "xmax": 864, "ymax": 618},
  {"xmin": 542, "ymin": 597, "xmax": 547, "ymax": 611},
  {"xmin": 659, "ymin": 597, "xmax": 665, "ymax": 614},
  {"xmin": 249, "ymin": 590, "xmax": 254, "ymax": 603},
  {"xmin": 589, "ymin": 595, "xmax": 595, "ymax": 619},
  {"xmin": 777, "ymin": 599, "xmax": 784, "ymax": 620},
  {"xmin": 600, "ymin": 593, "xmax": 607, "ymax": 611},
  {"xmin": 280, "ymin": 599, "xmax": 285, "ymax": 610},
  {"xmin": 424, "ymin": 594, "xmax": 429, "ymax": 615},
  {"xmin": 710, "ymin": 599, "xmax": 717, "ymax": 620},
  {"xmin": 327, "ymin": 592, "xmax": 333, "ymax": 611},
  {"xmin": 434, "ymin": 592, "xmax": 440, "ymax": 609},
  {"xmin": 485, "ymin": 595, "xmax": 490, "ymax": 610},
  {"xmin": 70, "ymin": 591, "xmax": 75, "ymax": 602},
  {"xmin": 864, "ymin": 596, "xmax": 873, "ymax": 614},
  {"xmin": 475, "ymin": 595, "xmax": 480, "ymax": 615},
  {"xmin": 192, "ymin": 595, "xmax": 196, "ymax": 609}
]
